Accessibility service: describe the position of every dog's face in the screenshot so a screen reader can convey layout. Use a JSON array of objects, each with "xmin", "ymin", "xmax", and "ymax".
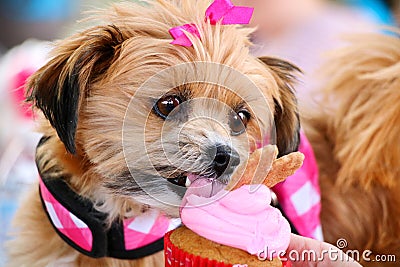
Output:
[{"xmin": 28, "ymin": 0, "xmax": 299, "ymax": 217}]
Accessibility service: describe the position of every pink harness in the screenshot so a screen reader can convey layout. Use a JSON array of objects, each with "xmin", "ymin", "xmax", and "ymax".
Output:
[
  {"xmin": 39, "ymin": 175, "xmax": 180, "ymax": 259},
  {"xmin": 273, "ymin": 131, "xmax": 323, "ymax": 241}
]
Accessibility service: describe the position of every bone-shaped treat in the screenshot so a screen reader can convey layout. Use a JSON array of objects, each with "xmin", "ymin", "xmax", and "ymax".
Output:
[{"xmin": 226, "ymin": 145, "xmax": 304, "ymax": 191}]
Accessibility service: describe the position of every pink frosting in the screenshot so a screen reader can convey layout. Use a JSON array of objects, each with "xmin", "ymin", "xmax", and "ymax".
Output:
[{"xmin": 180, "ymin": 184, "xmax": 291, "ymax": 258}]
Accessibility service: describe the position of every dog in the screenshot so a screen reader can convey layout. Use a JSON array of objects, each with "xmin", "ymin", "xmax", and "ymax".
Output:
[
  {"xmin": 302, "ymin": 31, "xmax": 400, "ymax": 266},
  {"xmin": 6, "ymin": 1, "xmax": 300, "ymax": 266}
]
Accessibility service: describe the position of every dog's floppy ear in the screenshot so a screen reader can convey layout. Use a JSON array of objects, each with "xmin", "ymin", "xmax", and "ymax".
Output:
[
  {"xmin": 27, "ymin": 25, "xmax": 125, "ymax": 154},
  {"xmin": 259, "ymin": 57, "xmax": 301, "ymax": 157}
]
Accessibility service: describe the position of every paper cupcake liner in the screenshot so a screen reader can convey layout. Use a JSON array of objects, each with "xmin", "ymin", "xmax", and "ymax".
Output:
[{"xmin": 164, "ymin": 230, "xmax": 291, "ymax": 267}]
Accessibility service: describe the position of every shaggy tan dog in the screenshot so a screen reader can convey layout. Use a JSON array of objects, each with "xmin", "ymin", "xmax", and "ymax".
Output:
[
  {"xmin": 6, "ymin": 1, "xmax": 300, "ymax": 266},
  {"xmin": 303, "ymin": 31, "xmax": 400, "ymax": 266}
]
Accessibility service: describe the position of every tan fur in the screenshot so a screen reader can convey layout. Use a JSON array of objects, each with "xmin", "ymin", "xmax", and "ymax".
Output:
[
  {"xmin": 7, "ymin": 0, "xmax": 300, "ymax": 266},
  {"xmin": 302, "ymin": 31, "xmax": 400, "ymax": 266}
]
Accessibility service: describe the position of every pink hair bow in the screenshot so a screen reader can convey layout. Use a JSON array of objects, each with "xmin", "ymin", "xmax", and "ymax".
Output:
[
  {"xmin": 169, "ymin": 24, "xmax": 200, "ymax": 47},
  {"xmin": 205, "ymin": 0, "xmax": 254, "ymax": 25},
  {"xmin": 169, "ymin": 0, "xmax": 253, "ymax": 47}
]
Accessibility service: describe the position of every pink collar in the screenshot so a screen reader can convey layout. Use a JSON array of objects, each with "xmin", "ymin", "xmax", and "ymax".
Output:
[{"xmin": 39, "ymin": 175, "xmax": 180, "ymax": 259}]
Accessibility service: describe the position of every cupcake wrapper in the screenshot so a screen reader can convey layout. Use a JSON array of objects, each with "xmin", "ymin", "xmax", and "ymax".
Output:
[{"xmin": 164, "ymin": 230, "xmax": 291, "ymax": 267}]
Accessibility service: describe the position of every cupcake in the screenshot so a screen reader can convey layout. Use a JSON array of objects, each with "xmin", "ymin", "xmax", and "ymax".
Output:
[
  {"xmin": 164, "ymin": 145, "xmax": 304, "ymax": 267},
  {"xmin": 165, "ymin": 226, "xmax": 285, "ymax": 267}
]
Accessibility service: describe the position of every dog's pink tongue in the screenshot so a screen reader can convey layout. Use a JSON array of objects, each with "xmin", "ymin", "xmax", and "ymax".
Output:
[{"xmin": 180, "ymin": 174, "xmax": 225, "ymax": 213}]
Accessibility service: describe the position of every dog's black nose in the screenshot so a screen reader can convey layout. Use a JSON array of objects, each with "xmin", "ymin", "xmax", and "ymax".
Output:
[{"xmin": 213, "ymin": 144, "xmax": 240, "ymax": 177}]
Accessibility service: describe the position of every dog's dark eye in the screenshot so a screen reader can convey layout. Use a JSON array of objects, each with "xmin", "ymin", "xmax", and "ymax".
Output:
[
  {"xmin": 229, "ymin": 110, "xmax": 250, "ymax": 135},
  {"xmin": 154, "ymin": 95, "xmax": 182, "ymax": 119}
]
